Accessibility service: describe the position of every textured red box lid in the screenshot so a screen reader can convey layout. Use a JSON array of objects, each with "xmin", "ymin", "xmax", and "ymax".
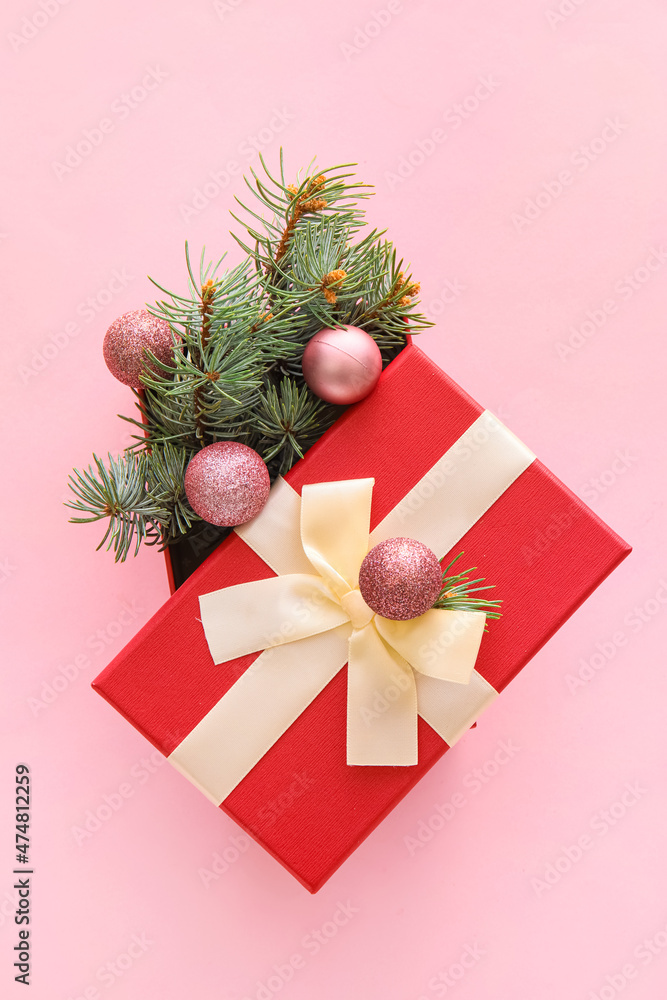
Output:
[{"xmin": 93, "ymin": 344, "xmax": 631, "ymax": 892}]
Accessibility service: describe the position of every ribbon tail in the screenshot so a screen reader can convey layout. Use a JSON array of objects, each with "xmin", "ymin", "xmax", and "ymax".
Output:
[
  {"xmin": 347, "ymin": 624, "xmax": 418, "ymax": 766},
  {"xmin": 416, "ymin": 670, "xmax": 498, "ymax": 748},
  {"xmin": 374, "ymin": 609, "xmax": 496, "ymax": 749}
]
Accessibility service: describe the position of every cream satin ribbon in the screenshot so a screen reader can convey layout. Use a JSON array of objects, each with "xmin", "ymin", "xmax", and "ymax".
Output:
[{"xmin": 169, "ymin": 410, "xmax": 536, "ymax": 805}]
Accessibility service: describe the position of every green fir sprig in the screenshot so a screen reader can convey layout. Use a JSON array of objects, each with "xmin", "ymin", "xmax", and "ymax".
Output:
[
  {"xmin": 67, "ymin": 452, "xmax": 165, "ymax": 562},
  {"xmin": 66, "ymin": 443, "xmax": 202, "ymax": 561},
  {"xmin": 433, "ymin": 553, "xmax": 502, "ymax": 621}
]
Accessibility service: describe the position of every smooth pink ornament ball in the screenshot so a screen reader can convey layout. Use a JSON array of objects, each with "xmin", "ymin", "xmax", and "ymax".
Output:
[
  {"xmin": 302, "ymin": 325, "xmax": 382, "ymax": 405},
  {"xmin": 103, "ymin": 309, "xmax": 174, "ymax": 388},
  {"xmin": 358, "ymin": 537, "xmax": 443, "ymax": 621},
  {"xmin": 184, "ymin": 442, "xmax": 270, "ymax": 527}
]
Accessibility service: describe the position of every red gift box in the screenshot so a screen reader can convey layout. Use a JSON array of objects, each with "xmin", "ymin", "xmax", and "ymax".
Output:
[{"xmin": 93, "ymin": 343, "xmax": 630, "ymax": 891}]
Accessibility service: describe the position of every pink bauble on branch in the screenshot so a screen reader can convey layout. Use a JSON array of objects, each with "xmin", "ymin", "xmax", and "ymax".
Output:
[
  {"xmin": 103, "ymin": 309, "xmax": 174, "ymax": 388},
  {"xmin": 359, "ymin": 537, "xmax": 443, "ymax": 621},
  {"xmin": 301, "ymin": 325, "xmax": 382, "ymax": 405},
  {"xmin": 184, "ymin": 442, "xmax": 270, "ymax": 527}
]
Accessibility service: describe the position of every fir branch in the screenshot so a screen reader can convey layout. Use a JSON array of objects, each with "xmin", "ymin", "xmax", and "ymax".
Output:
[
  {"xmin": 71, "ymin": 152, "xmax": 439, "ymax": 563},
  {"xmin": 252, "ymin": 380, "xmax": 338, "ymax": 474},
  {"xmin": 123, "ymin": 386, "xmax": 200, "ymax": 452},
  {"xmin": 146, "ymin": 442, "xmax": 201, "ymax": 543},
  {"xmin": 232, "ymin": 152, "xmax": 371, "ymax": 277},
  {"xmin": 433, "ymin": 553, "xmax": 502, "ymax": 621},
  {"xmin": 145, "ymin": 250, "xmax": 275, "ymax": 448},
  {"xmin": 343, "ymin": 244, "xmax": 433, "ymax": 341},
  {"xmin": 66, "ymin": 452, "xmax": 164, "ymax": 562},
  {"xmin": 274, "ymin": 172, "xmax": 326, "ymax": 266}
]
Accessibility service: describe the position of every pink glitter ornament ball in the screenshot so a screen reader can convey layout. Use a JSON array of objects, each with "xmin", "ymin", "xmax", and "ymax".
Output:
[
  {"xmin": 184, "ymin": 442, "xmax": 270, "ymax": 527},
  {"xmin": 302, "ymin": 325, "xmax": 382, "ymax": 405},
  {"xmin": 103, "ymin": 309, "xmax": 174, "ymax": 388},
  {"xmin": 358, "ymin": 537, "xmax": 443, "ymax": 621}
]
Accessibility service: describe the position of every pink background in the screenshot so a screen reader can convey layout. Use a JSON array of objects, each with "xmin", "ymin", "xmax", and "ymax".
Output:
[{"xmin": 2, "ymin": 1, "xmax": 666, "ymax": 997}]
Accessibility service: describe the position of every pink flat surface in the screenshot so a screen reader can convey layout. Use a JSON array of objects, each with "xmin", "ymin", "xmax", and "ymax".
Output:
[{"xmin": 1, "ymin": 2, "xmax": 665, "ymax": 998}]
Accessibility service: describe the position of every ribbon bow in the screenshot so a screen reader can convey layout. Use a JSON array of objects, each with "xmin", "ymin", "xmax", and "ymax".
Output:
[{"xmin": 198, "ymin": 478, "xmax": 486, "ymax": 769}]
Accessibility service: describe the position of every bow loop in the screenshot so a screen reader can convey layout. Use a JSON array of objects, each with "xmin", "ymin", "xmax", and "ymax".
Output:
[
  {"xmin": 300, "ymin": 479, "xmax": 374, "ymax": 596},
  {"xmin": 199, "ymin": 478, "xmax": 486, "ymax": 767},
  {"xmin": 374, "ymin": 609, "xmax": 485, "ymax": 683}
]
